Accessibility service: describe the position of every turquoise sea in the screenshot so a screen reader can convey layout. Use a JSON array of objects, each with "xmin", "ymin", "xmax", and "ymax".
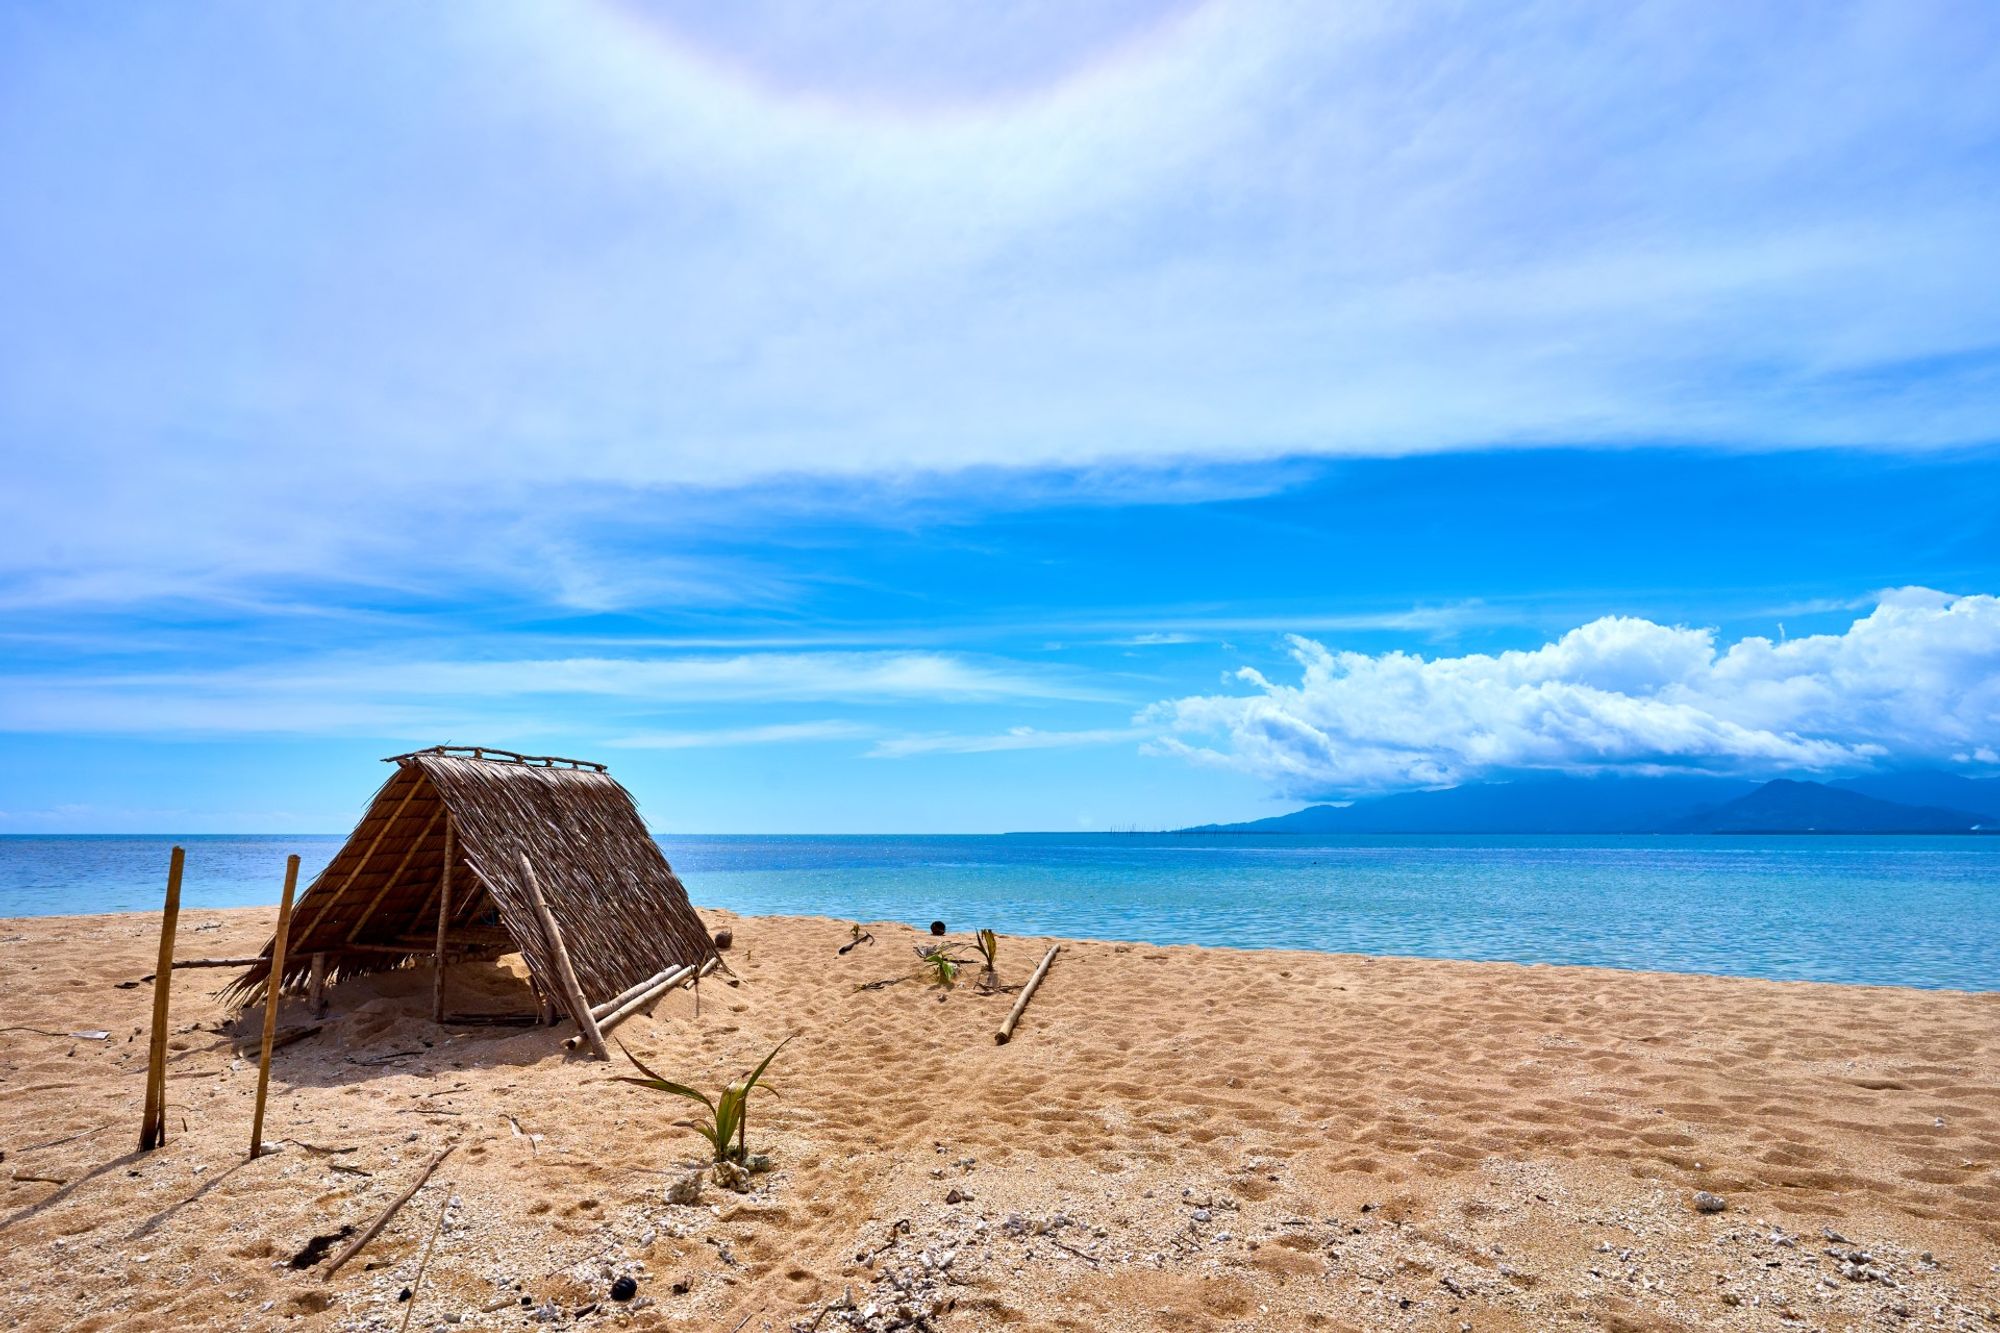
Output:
[{"xmin": 2, "ymin": 833, "xmax": 1995, "ymax": 991}]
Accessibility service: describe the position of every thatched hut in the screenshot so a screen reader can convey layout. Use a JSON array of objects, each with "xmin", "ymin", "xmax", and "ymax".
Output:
[{"xmin": 228, "ymin": 747, "xmax": 718, "ymax": 1032}]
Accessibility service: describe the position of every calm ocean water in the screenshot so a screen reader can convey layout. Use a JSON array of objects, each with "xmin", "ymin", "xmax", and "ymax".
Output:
[{"xmin": 2, "ymin": 833, "xmax": 1995, "ymax": 991}]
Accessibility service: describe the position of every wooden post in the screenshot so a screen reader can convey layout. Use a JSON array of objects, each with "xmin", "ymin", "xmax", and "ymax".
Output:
[
  {"xmin": 139, "ymin": 845, "xmax": 185, "ymax": 1151},
  {"xmin": 519, "ymin": 854, "xmax": 606, "ymax": 1060},
  {"xmin": 249, "ymin": 855, "xmax": 300, "ymax": 1158},
  {"xmin": 431, "ymin": 820, "xmax": 453, "ymax": 1023},
  {"xmin": 308, "ymin": 952, "xmax": 328, "ymax": 1018},
  {"xmin": 995, "ymin": 945, "xmax": 1060, "ymax": 1046}
]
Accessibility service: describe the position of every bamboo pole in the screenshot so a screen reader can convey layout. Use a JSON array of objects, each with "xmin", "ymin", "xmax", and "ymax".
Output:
[
  {"xmin": 308, "ymin": 952, "xmax": 328, "ymax": 1018},
  {"xmin": 995, "ymin": 945, "xmax": 1060, "ymax": 1046},
  {"xmin": 249, "ymin": 855, "xmax": 301, "ymax": 1159},
  {"xmin": 591, "ymin": 962, "xmax": 691, "ymax": 1020},
  {"xmin": 323, "ymin": 1145, "xmax": 454, "ymax": 1278},
  {"xmin": 139, "ymin": 846, "xmax": 185, "ymax": 1151},
  {"xmin": 564, "ymin": 964, "xmax": 694, "ymax": 1050},
  {"xmin": 520, "ymin": 854, "xmax": 606, "ymax": 1060},
  {"xmin": 431, "ymin": 820, "xmax": 453, "ymax": 1023}
]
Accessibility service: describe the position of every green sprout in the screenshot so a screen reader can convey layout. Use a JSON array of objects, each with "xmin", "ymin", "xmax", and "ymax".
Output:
[
  {"xmin": 915, "ymin": 944, "xmax": 967, "ymax": 990},
  {"xmin": 615, "ymin": 1037, "xmax": 791, "ymax": 1164},
  {"xmin": 971, "ymin": 928, "xmax": 1000, "ymax": 979}
]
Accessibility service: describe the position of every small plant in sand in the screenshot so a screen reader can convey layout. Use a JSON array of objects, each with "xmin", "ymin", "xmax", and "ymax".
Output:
[
  {"xmin": 838, "ymin": 922, "xmax": 875, "ymax": 955},
  {"xmin": 970, "ymin": 928, "xmax": 1000, "ymax": 985},
  {"xmin": 915, "ymin": 944, "xmax": 967, "ymax": 991},
  {"xmin": 615, "ymin": 1037, "xmax": 790, "ymax": 1164}
]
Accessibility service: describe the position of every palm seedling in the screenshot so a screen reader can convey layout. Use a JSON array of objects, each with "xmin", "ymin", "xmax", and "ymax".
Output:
[
  {"xmin": 914, "ymin": 944, "xmax": 966, "ymax": 991},
  {"xmin": 971, "ymin": 928, "xmax": 1000, "ymax": 986},
  {"xmin": 615, "ymin": 1036, "xmax": 791, "ymax": 1164}
]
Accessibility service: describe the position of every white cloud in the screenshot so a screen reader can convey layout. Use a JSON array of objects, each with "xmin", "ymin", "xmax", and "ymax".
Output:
[
  {"xmin": 1148, "ymin": 589, "xmax": 2000, "ymax": 796},
  {"xmin": 868, "ymin": 726, "xmax": 1149, "ymax": 759}
]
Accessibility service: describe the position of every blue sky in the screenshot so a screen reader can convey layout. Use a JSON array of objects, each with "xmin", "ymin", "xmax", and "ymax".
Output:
[{"xmin": 3, "ymin": 2, "xmax": 1998, "ymax": 832}]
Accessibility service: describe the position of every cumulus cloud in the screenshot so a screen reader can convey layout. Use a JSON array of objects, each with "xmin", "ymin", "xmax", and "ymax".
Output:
[{"xmin": 1147, "ymin": 589, "xmax": 2000, "ymax": 796}]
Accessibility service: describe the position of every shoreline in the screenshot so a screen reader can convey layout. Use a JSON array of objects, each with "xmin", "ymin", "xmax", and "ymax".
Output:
[
  {"xmin": 7, "ymin": 905, "xmax": 1997, "ymax": 999},
  {"xmin": 2, "ymin": 906, "xmax": 1996, "ymax": 1330}
]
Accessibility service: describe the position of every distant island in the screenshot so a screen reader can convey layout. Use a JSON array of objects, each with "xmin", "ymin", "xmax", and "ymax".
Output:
[{"xmin": 1184, "ymin": 771, "xmax": 2000, "ymax": 835}]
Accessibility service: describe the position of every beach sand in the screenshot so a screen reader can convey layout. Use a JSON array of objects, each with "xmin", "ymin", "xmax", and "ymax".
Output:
[{"xmin": 1, "ymin": 908, "xmax": 1996, "ymax": 1331}]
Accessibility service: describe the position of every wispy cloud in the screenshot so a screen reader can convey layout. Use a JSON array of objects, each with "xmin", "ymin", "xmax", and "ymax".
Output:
[
  {"xmin": 869, "ymin": 726, "xmax": 1150, "ymax": 759},
  {"xmin": 5, "ymin": 3, "xmax": 1999, "ymax": 613},
  {"xmin": 1148, "ymin": 588, "xmax": 2000, "ymax": 796},
  {"xmin": 607, "ymin": 720, "xmax": 874, "ymax": 750},
  {"xmin": 0, "ymin": 651, "xmax": 1111, "ymax": 736}
]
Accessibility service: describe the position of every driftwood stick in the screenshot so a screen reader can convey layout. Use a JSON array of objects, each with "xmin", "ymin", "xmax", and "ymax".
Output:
[
  {"xmin": 564, "ymin": 963, "xmax": 696, "ymax": 1050},
  {"xmin": 396, "ymin": 1191, "xmax": 452, "ymax": 1333},
  {"xmin": 250, "ymin": 855, "xmax": 301, "ymax": 1159},
  {"xmin": 521, "ymin": 855, "xmax": 606, "ymax": 1060},
  {"xmin": 139, "ymin": 845, "xmax": 185, "ymax": 1151},
  {"xmin": 431, "ymin": 819, "xmax": 453, "ymax": 1023},
  {"xmin": 270, "ymin": 1024, "xmax": 323, "ymax": 1052},
  {"xmin": 994, "ymin": 945, "xmax": 1060, "ymax": 1046},
  {"xmin": 324, "ymin": 1145, "xmax": 455, "ymax": 1278}
]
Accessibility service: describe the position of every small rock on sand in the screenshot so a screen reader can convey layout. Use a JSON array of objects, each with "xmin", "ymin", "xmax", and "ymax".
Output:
[{"xmin": 1693, "ymin": 1191, "xmax": 1728, "ymax": 1214}]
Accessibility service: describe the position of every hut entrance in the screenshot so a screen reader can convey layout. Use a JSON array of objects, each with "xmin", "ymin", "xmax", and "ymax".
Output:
[{"xmin": 229, "ymin": 747, "xmax": 717, "ymax": 1039}]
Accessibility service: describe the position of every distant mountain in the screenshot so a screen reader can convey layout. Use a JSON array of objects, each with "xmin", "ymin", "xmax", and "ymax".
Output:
[
  {"xmin": 1667, "ymin": 779, "xmax": 1994, "ymax": 834},
  {"xmin": 1828, "ymin": 771, "xmax": 2000, "ymax": 821},
  {"xmin": 1188, "ymin": 771, "xmax": 1998, "ymax": 835},
  {"xmin": 1184, "ymin": 773, "xmax": 1755, "ymax": 834}
]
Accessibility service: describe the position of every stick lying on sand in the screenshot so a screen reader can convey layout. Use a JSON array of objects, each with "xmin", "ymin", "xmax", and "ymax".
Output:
[
  {"xmin": 324, "ymin": 1145, "xmax": 454, "ymax": 1278},
  {"xmin": 995, "ymin": 945, "xmax": 1060, "ymax": 1045}
]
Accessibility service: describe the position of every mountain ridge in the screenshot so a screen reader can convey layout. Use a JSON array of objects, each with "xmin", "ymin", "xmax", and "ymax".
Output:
[{"xmin": 1186, "ymin": 771, "xmax": 2000, "ymax": 835}]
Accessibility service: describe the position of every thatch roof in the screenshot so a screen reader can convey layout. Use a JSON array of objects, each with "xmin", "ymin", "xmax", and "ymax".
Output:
[{"xmin": 227, "ymin": 746, "xmax": 717, "ymax": 1008}]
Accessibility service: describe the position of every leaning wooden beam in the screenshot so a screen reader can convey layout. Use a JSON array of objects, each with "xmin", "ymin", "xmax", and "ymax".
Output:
[
  {"xmin": 431, "ymin": 819, "xmax": 453, "ymax": 1023},
  {"xmin": 323, "ymin": 1145, "xmax": 455, "ymax": 1279},
  {"xmin": 296, "ymin": 777, "xmax": 424, "ymax": 941},
  {"xmin": 139, "ymin": 845, "xmax": 185, "ymax": 1151},
  {"xmin": 250, "ymin": 855, "xmax": 301, "ymax": 1159},
  {"xmin": 995, "ymin": 944, "xmax": 1060, "ymax": 1046},
  {"xmin": 565, "ymin": 965, "xmax": 693, "ymax": 1050},
  {"xmin": 345, "ymin": 805, "xmax": 443, "ymax": 943},
  {"xmin": 520, "ymin": 854, "xmax": 606, "ymax": 1060},
  {"xmin": 135, "ymin": 956, "xmax": 264, "ymax": 982}
]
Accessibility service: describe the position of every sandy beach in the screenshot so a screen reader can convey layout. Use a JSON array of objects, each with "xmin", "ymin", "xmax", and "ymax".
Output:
[{"xmin": 1, "ymin": 907, "xmax": 1996, "ymax": 1332}]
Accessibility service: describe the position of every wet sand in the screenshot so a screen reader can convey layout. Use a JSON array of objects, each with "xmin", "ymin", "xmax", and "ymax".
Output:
[{"xmin": 1, "ymin": 907, "xmax": 1996, "ymax": 1331}]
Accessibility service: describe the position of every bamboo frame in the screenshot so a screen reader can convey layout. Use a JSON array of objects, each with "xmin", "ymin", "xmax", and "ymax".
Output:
[
  {"xmin": 249, "ymin": 855, "xmax": 300, "ymax": 1158},
  {"xmin": 345, "ymin": 805, "xmax": 443, "ymax": 942},
  {"xmin": 139, "ymin": 846, "xmax": 185, "ymax": 1151},
  {"xmin": 295, "ymin": 775, "xmax": 424, "ymax": 941}
]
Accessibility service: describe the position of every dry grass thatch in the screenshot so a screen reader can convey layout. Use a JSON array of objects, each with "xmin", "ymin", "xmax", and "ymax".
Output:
[{"xmin": 226, "ymin": 747, "xmax": 717, "ymax": 1009}]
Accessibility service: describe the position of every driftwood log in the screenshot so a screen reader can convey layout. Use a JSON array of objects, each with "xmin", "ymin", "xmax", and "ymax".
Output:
[
  {"xmin": 995, "ymin": 945, "xmax": 1060, "ymax": 1046},
  {"xmin": 323, "ymin": 1145, "xmax": 454, "ymax": 1278},
  {"xmin": 139, "ymin": 846, "xmax": 185, "ymax": 1151}
]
